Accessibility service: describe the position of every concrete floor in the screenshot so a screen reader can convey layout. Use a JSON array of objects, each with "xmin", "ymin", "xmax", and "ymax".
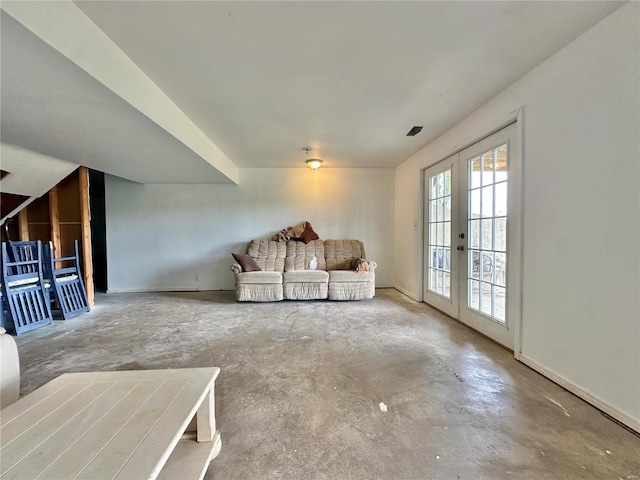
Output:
[{"xmin": 13, "ymin": 289, "xmax": 640, "ymax": 480}]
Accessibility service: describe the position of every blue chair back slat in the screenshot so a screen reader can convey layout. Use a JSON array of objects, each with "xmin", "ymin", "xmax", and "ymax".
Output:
[
  {"xmin": 54, "ymin": 267, "xmax": 77, "ymax": 276},
  {"xmin": 5, "ymin": 272, "xmax": 40, "ymax": 284}
]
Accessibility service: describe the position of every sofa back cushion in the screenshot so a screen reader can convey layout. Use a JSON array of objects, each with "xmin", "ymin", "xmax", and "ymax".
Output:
[
  {"xmin": 246, "ymin": 240, "xmax": 286, "ymax": 272},
  {"xmin": 285, "ymin": 239, "xmax": 326, "ymax": 271},
  {"xmin": 324, "ymin": 240, "xmax": 366, "ymax": 270}
]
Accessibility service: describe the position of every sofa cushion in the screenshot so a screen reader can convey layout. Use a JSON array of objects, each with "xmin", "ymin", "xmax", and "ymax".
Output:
[
  {"xmin": 284, "ymin": 240, "xmax": 326, "ymax": 271},
  {"xmin": 299, "ymin": 223, "xmax": 319, "ymax": 243},
  {"xmin": 0, "ymin": 327, "xmax": 20, "ymax": 408},
  {"xmin": 283, "ymin": 270, "xmax": 329, "ymax": 284},
  {"xmin": 246, "ymin": 240, "xmax": 286, "ymax": 272},
  {"xmin": 328, "ymin": 270, "xmax": 375, "ymax": 283},
  {"xmin": 235, "ymin": 271, "xmax": 283, "ymax": 284},
  {"xmin": 324, "ymin": 240, "xmax": 366, "ymax": 270},
  {"xmin": 232, "ymin": 253, "xmax": 262, "ymax": 272}
]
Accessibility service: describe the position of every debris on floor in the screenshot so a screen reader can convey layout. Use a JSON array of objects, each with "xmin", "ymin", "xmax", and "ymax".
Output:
[{"xmin": 543, "ymin": 395, "xmax": 571, "ymax": 417}]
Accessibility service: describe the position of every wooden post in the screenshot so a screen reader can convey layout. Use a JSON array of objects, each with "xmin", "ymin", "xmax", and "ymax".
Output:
[
  {"xmin": 18, "ymin": 209, "xmax": 29, "ymax": 240},
  {"xmin": 197, "ymin": 387, "xmax": 216, "ymax": 442},
  {"xmin": 49, "ymin": 186, "xmax": 61, "ymax": 259},
  {"xmin": 79, "ymin": 167, "xmax": 94, "ymax": 307}
]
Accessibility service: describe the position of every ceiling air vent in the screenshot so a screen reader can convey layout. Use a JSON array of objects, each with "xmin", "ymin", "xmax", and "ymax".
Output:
[{"xmin": 406, "ymin": 126, "xmax": 423, "ymax": 137}]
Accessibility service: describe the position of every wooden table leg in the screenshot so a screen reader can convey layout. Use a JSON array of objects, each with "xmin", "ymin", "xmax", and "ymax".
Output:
[{"xmin": 197, "ymin": 386, "xmax": 215, "ymax": 442}]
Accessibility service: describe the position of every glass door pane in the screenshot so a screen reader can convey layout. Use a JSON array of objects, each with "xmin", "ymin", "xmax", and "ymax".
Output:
[
  {"xmin": 423, "ymin": 158, "xmax": 459, "ymax": 318},
  {"xmin": 467, "ymin": 144, "xmax": 508, "ymax": 323},
  {"xmin": 428, "ymin": 169, "xmax": 452, "ymax": 299}
]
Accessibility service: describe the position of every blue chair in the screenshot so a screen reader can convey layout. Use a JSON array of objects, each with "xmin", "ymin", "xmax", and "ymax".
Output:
[
  {"xmin": 44, "ymin": 240, "xmax": 90, "ymax": 320},
  {"xmin": 8, "ymin": 240, "xmax": 53, "ymax": 313},
  {"xmin": 1, "ymin": 241, "xmax": 53, "ymax": 335}
]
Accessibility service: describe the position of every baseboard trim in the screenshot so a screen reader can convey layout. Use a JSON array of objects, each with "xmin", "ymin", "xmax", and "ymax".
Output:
[
  {"xmin": 393, "ymin": 285, "xmax": 419, "ymax": 301},
  {"xmin": 106, "ymin": 287, "xmax": 199, "ymax": 293},
  {"xmin": 517, "ymin": 354, "xmax": 640, "ymax": 434}
]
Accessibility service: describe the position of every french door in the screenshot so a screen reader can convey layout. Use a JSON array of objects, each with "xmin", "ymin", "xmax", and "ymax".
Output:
[
  {"xmin": 423, "ymin": 124, "xmax": 517, "ymax": 349},
  {"xmin": 423, "ymin": 158, "xmax": 459, "ymax": 318}
]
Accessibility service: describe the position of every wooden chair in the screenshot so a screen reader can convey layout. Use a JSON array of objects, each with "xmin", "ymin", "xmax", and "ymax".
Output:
[
  {"xmin": 44, "ymin": 240, "xmax": 90, "ymax": 320},
  {"xmin": 8, "ymin": 240, "xmax": 53, "ymax": 313},
  {"xmin": 1, "ymin": 241, "xmax": 53, "ymax": 335}
]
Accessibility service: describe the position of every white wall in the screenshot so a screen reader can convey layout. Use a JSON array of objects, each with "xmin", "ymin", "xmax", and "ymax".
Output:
[
  {"xmin": 395, "ymin": 3, "xmax": 639, "ymax": 428},
  {"xmin": 105, "ymin": 167, "xmax": 394, "ymax": 292}
]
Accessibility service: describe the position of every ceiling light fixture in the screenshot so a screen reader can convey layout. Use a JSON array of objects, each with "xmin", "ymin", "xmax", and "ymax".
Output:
[
  {"xmin": 305, "ymin": 158, "xmax": 323, "ymax": 170},
  {"xmin": 302, "ymin": 146, "xmax": 323, "ymax": 170}
]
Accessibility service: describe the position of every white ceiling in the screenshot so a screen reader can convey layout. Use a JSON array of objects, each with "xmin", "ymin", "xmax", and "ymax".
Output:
[
  {"xmin": 0, "ymin": 1, "xmax": 623, "ymax": 186},
  {"xmin": 0, "ymin": 9, "xmax": 234, "ymax": 185}
]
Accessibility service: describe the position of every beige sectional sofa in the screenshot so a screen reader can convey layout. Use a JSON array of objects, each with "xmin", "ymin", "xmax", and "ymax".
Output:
[{"xmin": 230, "ymin": 239, "xmax": 376, "ymax": 301}]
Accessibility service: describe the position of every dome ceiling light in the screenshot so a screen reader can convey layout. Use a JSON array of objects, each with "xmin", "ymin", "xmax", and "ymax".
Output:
[{"xmin": 302, "ymin": 146, "xmax": 323, "ymax": 170}]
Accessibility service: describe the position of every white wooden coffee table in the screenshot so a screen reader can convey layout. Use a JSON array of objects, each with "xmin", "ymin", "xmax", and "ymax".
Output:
[{"xmin": 0, "ymin": 367, "xmax": 221, "ymax": 480}]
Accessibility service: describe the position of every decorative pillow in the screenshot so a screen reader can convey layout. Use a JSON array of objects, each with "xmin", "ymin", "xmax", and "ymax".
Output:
[
  {"xmin": 232, "ymin": 253, "xmax": 262, "ymax": 272},
  {"xmin": 351, "ymin": 258, "xmax": 370, "ymax": 273},
  {"xmin": 299, "ymin": 223, "xmax": 319, "ymax": 244}
]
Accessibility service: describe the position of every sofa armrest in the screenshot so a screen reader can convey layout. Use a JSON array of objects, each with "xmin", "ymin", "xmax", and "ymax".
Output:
[
  {"xmin": 230, "ymin": 264, "xmax": 242, "ymax": 275},
  {"xmin": 0, "ymin": 327, "xmax": 20, "ymax": 408}
]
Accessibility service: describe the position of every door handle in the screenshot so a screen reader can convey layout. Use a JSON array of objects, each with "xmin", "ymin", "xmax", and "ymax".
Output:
[{"xmin": 456, "ymin": 245, "xmax": 465, "ymax": 251}]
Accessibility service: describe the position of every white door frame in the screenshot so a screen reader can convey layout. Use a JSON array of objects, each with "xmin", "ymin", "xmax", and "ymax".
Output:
[{"xmin": 419, "ymin": 107, "xmax": 524, "ymax": 354}]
